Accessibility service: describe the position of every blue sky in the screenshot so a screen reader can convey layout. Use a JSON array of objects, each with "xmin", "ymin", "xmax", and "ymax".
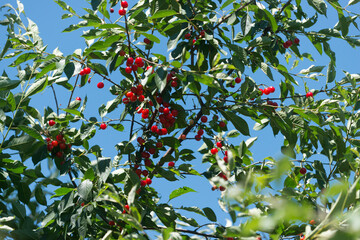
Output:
[{"xmin": 2, "ymin": 0, "xmax": 360, "ymax": 235}]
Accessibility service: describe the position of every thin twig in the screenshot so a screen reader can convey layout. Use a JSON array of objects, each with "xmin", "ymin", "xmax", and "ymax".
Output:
[{"xmin": 51, "ymin": 85, "xmax": 59, "ymax": 116}]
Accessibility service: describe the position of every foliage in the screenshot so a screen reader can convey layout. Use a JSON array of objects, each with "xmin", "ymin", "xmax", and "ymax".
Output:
[{"xmin": 0, "ymin": 0, "xmax": 360, "ymax": 239}]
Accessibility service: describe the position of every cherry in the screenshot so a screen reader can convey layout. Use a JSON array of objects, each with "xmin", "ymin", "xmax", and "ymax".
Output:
[
  {"xmin": 125, "ymin": 67, "xmax": 132, "ymax": 74},
  {"xmin": 130, "ymin": 95, "xmax": 137, "ymax": 102},
  {"xmin": 219, "ymin": 121, "xmax": 226, "ymax": 128},
  {"xmin": 51, "ymin": 140, "xmax": 58, "ymax": 147},
  {"xmin": 140, "ymin": 180, "xmax": 147, "ymax": 187},
  {"xmin": 126, "ymin": 92, "xmax": 134, "ymax": 98},
  {"xmin": 144, "ymin": 159, "xmax": 152, "ymax": 166},
  {"xmin": 286, "ymin": 40, "xmax": 293, "ymax": 48},
  {"xmin": 151, "ymin": 125, "xmax": 158, "ymax": 133},
  {"xmin": 119, "ymin": 50, "xmax": 126, "ymax": 56},
  {"xmin": 300, "ymin": 167, "xmax": 307, "ymax": 175},
  {"xmin": 294, "ymin": 38, "xmax": 300, "ymax": 44},
  {"xmin": 47, "ymin": 144, "xmax": 53, "ymax": 151},
  {"xmin": 161, "ymin": 128, "xmax": 168, "ymax": 135},
  {"xmin": 138, "ymin": 95, "xmax": 145, "ymax": 102},
  {"xmin": 268, "ymin": 86, "xmax": 275, "ymax": 93},
  {"xmin": 100, "ymin": 123, "xmax": 107, "ymax": 130},
  {"xmin": 180, "ymin": 134, "xmax": 186, "ymax": 140},
  {"xmin": 76, "ymin": 97, "xmax": 81, "ymax": 101},
  {"xmin": 171, "ymin": 109, "xmax": 178, "ymax": 117},
  {"xmin": 197, "ymin": 129, "xmax": 204, "ymax": 135},
  {"xmin": 235, "ymin": 77, "xmax": 241, "ymax": 83},
  {"xmin": 306, "ymin": 91, "xmax": 313, "ymax": 98},
  {"xmin": 56, "ymin": 151, "xmax": 63, "ymax": 158},
  {"xmin": 192, "ymin": 39, "xmax": 197, "ymax": 45},
  {"xmin": 309, "ymin": 219, "xmax": 315, "ymax": 225},
  {"xmin": 122, "ymin": 98, "xmax": 130, "ymax": 104},
  {"xmin": 49, "ymin": 120, "xmax": 56, "ymax": 126},
  {"xmin": 135, "ymin": 57, "xmax": 143, "ymax": 66},
  {"xmin": 156, "ymin": 142, "xmax": 163, "ymax": 148},
  {"xmin": 163, "ymin": 108, "xmax": 170, "ymax": 115},
  {"xmin": 97, "ymin": 82, "xmax": 104, "ymax": 89},
  {"xmin": 124, "ymin": 204, "xmax": 130, "ymax": 212},
  {"xmin": 137, "ymin": 137, "xmax": 145, "ymax": 145},
  {"xmin": 59, "ymin": 143, "xmax": 67, "ymax": 150},
  {"xmin": 216, "ymin": 142, "xmax": 222, "ymax": 148},
  {"xmin": 156, "ymin": 96, "xmax": 163, "ymax": 104},
  {"xmin": 84, "ymin": 67, "xmax": 91, "ymax": 75},
  {"xmin": 119, "ymin": 9, "xmax": 126, "ymax": 15},
  {"xmin": 259, "ymin": 89, "xmax": 264, "ymax": 95},
  {"xmin": 109, "ymin": 221, "xmax": 115, "ymax": 226},
  {"xmin": 121, "ymin": 1, "xmax": 128, "ymax": 8},
  {"xmin": 223, "ymin": 156, "xmax": 228, "ymax": 163},
  {"xmin": 81, "ymin": 202, "xmax": 85, "ymax": 207},
  {"xmin": 184, "ymin": 33, "xmax": 191, "ymax": 39},
  {"xmin": 211, "ymin": 186, "xmax": 217, "ymax": 191},
  {"xmin": 201, "ymin": 116, "xmax": 208, "ymax": 123},
  {"xmin": 142, "ymin": 170, "xmax": 148, "ymax": 176},
  {"xmin": 148, "ymin": 148, "xmax": 156, "ymax": 155},
  {"xmin": 46, "ymin": 137, "xmax": 51, "ymax": 142},
  {"xmin": 79, "ymin": 69, "xmax": 85, "ymax": 76},
  {"xmin": 145, "ymin": 177, "xmax": 152, "ymax": 185},
  {"xmin": 56, "ymin": 135, "xmax": 63, "ymax": 141},
  {"xmin": 132, "ymin": 65, "xmax": 138, "ymax": 72},
  {"xmin": 210, "ymin": 148, "xmax": 218, "ymax": 155},
  {"xmin": 219, "ymin": 186, "xmax": 226, "ymax": 191},
  {"xmin": 171, "ymin": 80, "xmax": 178, "ymax": 88},
  {"xmin": 144, "ymin": 38, "xmax": 151, "ymax": 44},
  {"xmin": 263, "ymin": 87, "xmax": 271, "ymax": 95},
  {"xmin": 195, "ymin": 135, "xmax": 201, "ymax": 141},
  {"xmin": 168, "ymin": 161, "xmax": 175, "ymax": 167},
  {"xmin": 110, "ymin": 8, "xmax": 114, "ymax": 13},
  {"xmin": 200, "ymin": 30, "xmax": 205, "ymax": 37}
]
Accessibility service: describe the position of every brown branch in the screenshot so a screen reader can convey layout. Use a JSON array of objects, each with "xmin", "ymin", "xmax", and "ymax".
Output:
[
  {"xmin": 143, "ymin": 226, "xmax": 220, "ymax": 238},
  {"xmin": 51, "ymin": 85, "xmax": 59, "ymax": 116}
]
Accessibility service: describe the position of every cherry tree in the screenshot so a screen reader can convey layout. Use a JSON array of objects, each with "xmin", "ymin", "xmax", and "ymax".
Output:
[{"xmin": 0, "ymin": 0, "xmax": 360, "ymax": 239}]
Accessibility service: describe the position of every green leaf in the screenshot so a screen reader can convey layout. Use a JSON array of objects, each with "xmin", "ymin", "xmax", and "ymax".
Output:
[
  {"xmin": 150, "ymin": 10, "xmax": 178, "ymax": 19},
  {"xmin": 307, "ymin": 0, "xmax": 327, "ymax": 16},
  {"xmin": 348, "ymin": 0, "xmax": 360, "ymax": 6},
  {"xmin": 25, "ymin": 77, "xmax": 48, "ymax": 98},
  {"xmin": 12, "ymin": 202, "xmax": 26, "ymax": 220},
  {"xmin": 62, "ymin": 108, "xmax": 84, "ymax": 118},
  {"xmin": 35, "ymin": 185, "xmax": 47, "ymax": 206},
  {"xmin": 169, "ymin": 186, "xmax": 196, "ymax": 201},
  {"xmin": 155, "ymin": 67, "xmax": 167, "ymax": 92},
  {"xmin": 260, "ymin": 62, "xmax": 274, "ymax": 81},
  {"xmin": 17, "ymin": 182, "xmax": 31, "ymax": 204},
  {"xmin": 299, "ymin": 65, "xmax": 325, "ymax": 74},
  {"xmin": 10, "ymin": 53, "xmax": 39, "ymax": 67},
  {"xmin": 220, "ymin": 110, "xmax": 250, "ymax": 136},
  {"xmin": 203, "ymin": 207, "xmax": 217, "ymax": 222},
  {"xmin": 6, "ymin": 92, "xmax": 16, "ymax": 111},
  {"xmin": 53, "ymin": 187, "xmax": 73, "ymax": 198},
  {"xmin": 18, "ymin": 125, "xmax": 43, "ymax": 141},
  {"xmin": 91, "ymin": 0, "xmax": 102, "ymax": 10},
  {"xmin": 264, "ymin": 9, "xmax": 278, "ymax": 32},
  {"xmin": 141, "ymin": 33, "xmax": 160, "ymax": 44},
  {"xmin": 96, "ymin": 157, "xmax": 112, "ymax": 183},
  {"xmin": 90, "ymin": 63, "xmax": 108, "ymax": 76},
  {"xmin": 0, "ymin": 77, "xmax": 20, "ymax": 91},
  {"xmin": 221, "ymin": 0, "xmax": 234, "ymax": 10},
  {"xmin": 327, "ymin": 61, "xmax": 336, "ymax": 84},
  {"xmin": 158, "ymin": 168, "xmax": 178, "ymax": 181},
  {"xmin": 78, "ymin": 179, "xmax": 93, "ymax": 201}
]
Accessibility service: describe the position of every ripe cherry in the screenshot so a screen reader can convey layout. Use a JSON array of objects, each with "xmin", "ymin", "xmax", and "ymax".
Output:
[
  {"xmin": 294, "ymin": 38, "xmax": 300, "ymax": 44},
  {"xmin": 140, "ymin": 180, "xmax": 147, "ymax": 187},
  {"xmin": 156, "ymin": 142, "xmax": 163, "ymax": 148},
  {"xmin": 219, "ymin": 186, "xmax": 226, "ymax": 191},
  {"xmin": 79, "ymin": 69, "xmax": 85, "ymax": 76},
  {"xmin": 263, "ymin": 88, "xmax": 271, "ymax": 95},
  {"xmin": 268, "ymin": 86, "xmax": 275, "ymax": 93},
  {"xmin": 171, "ymin": 109, "xmax": 178, "ymax": 117},
  {"xmin": 59, "ymin": 143, "xmax": 67, "ymax": 150},
  {"xmin": 151, "ymin": 125, "xmax": 158, "ymax": 133},
  {"xmin": 168, "ymin": 161, "xmax": 175, "ymax": 167},
  {"xmin": 109, "ymin": 221, "xmax": 115, "ymax": 226},
  {"xmin": 184, "ymin": 33, "xmax": 191, "ymax": 39},
  {"xmin": 300, "ymin": 167, "xmax": 307, "ymax": 175},
  {"xmin": 97, "ymin": 82, "xmax": 104, "ymax": 89},
  {"xmin": 49, "ymin": 120, "xmax": 56, "ymax": 126},
  {"xmin": 306, "ymin": 91, "xmax": 313, "ymax": 98},
  {"xmin": 161, "ymin": 128, "xmax": 168, "ymax": 135},
  {"xmin": 197, "ymin": 129, "xmax": 204, "ymax": 135},
  {"xmin": 100, "ymin": 123, "xmax": 107, "ymax": 130},
  {"xmin": 216, "ymin": 142, "xmax": 222, "ymax": 148},
  {"xmin": 235, "ymin": 77, "xmax": 241, "ymax": 83},
  {"xmin": 211, "ymin": 148, "xmax": 218, "ymax": 155},
  {"xmin": 219, "ymin": 121, "xmax": 226, "ymax": 128},
  {"xmin": 145, "ymin": 178, "xmax": 152, "ymax": 185},
  {"xmin": 195, "ymin": 135, "xmax": 201, "ymax": 141},
  {"xmin": 144, "ymin": 38, "xmax": 151, "ymax": 44},
  {"xmin": 75, "ymin": 97, "xmax": 81, "ymax": 101},
  {"xmin": 110, "ymin": 8, "xmax": 114, "ymax": 13},
  {"xmin": 135, "ymin": 57, "xmax": 143, "ymax": 66},
  {"xmin": 163, "ymin": 108, "xmax": 170, "ymax": 115},
  {"xmin": 137, "ymin": 137, "xmax": 145, "ymax": 145},
  {"xmin": 201, "ymin": 116, "xmax": 208, "ymax": 123},
  {"xmin": 119, "ymin": 9, "xmax": 126, "ymax": 15},
  {"xmin": 144, "ymin": 159, "xmax": 152, "ymax": 166},
  {"xmin": 142, "ymin": 170, "xmax": 148, "ymax": 176},
  {"xmin": 125, "ymin": 67, "xmax": 132, "ymax": 74},
  {"xmin": 51, "ymin": 140, "xmax": 58, "ymax": 147},
  {"xmin": 223, "ymin": 156, "xmax": 228, "ymax": 163},
  {"xmin": 56, "ymin": 151, "xmax": 63, "ymax": 158},
  {"xmin": 46, "ymin": 137, "xmax": 51, "ymax": 142},
  {"xmin": 148, "ymin": 148, "xmax": 156, "ymax": 155},
  {"xmin": 56, "ymin": 135, "xmax": 63, "ymax": 141},
  {"xmin": 121, "ymin": 1, "xmax": 128, "ymax": 8},
  {"xmin": 138, "ymin": 95, "xmax": 145, "ymax": 102},
  {"xmin": 84, "ymin": 67, "xmax": 91, "ymax": 75},
  {"xmin": 122, "ymin": 98, "xmax": 129, "ymax": 104},
  {"xmin": 211, "ymin": 186, "xmax": 217, "ymax": 191},
  {"xmin": 156, "ymin": 96, "xmax": 163, "ymax": 104},
  {"xmin": 81, "ymin": 202, "xmax": 85, "ymax": 207},
  {"xmin": 171, "ymin": 80, "xmax": 178, "ymax": 88}
]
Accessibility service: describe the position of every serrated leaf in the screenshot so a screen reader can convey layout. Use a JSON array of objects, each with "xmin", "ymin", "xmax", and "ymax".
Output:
[{"xmin": 169, "ymin": 186, "xmax": 196, "ymax": 201}]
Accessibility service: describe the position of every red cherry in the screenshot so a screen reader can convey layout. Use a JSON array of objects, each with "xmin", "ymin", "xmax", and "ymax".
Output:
[
  {"xmin": 121, "ymin": 1, "xmax": 128, "ymax": 8},
  {"xmin": 269, "ymin": 86, "xmax": 275, "ymax": 93},
  {"xmin": 197, "ymin": 129, "xmax": 204, "ymax": 135},
  {"xmin": 122, "ymin": 98, "xmax": 130, "ymax": 104},
  {"xmin": 141, "ymin": 113, "xmax": 148, "ymax": 119},
  {"xmin": 144, "ymin": 159, "xmax": 152, "ymax": 166},
  {"xmin": 119, "ymin": 9, "xmax": 126, "ymax": 15},
  {"xmin": 49, "ymin": 120, "xmax": 56, "ymax": 126},
  {"xmin": 79, "ymin": 69, "xmax": 85, "ymax": 76},
  {"xmin": 201, "ymin": 116, "xmax": 208, "ymax": 123},
  {"xmin": 46, "ymin": 137, "xmax": 51, "ymax": 142},
  {"xmin": 300, "ymin": 167, "xmax": 307, "ymax": 175},
  {"xmin": 142, "ymin": 109, "xmax": 149, "ymax": 115},
  {"xmin": 100, "ymin": 123, "xmax": 107, "ymax": 130},
  {"xmin": 56, "ymin": 151, "xmax": 63, "ymax": 158},
  {"xmin": 97, "ymin": 82, "xmax": 104, "ymax": 89},
  {"xmin": 126, "ymin": 92, "xmax": 134, "ymax": 98},
  {"xmin": 56, "ymin": 135, "xmax": 63, "ymax": 141},
  {"xmin": 219, "ymin": 186, "xmax": 226, "ymax": 191},
  {"xmin": 163, "ymin": 108, "xmax": 170, "ymax": 115},
  {"xmin": 145, "ymin": 178, "xmax": 152, "ymax": 185},
  {"xmin": 192, "ymin": 39, "xmax": 197, "ymax": 45},
  {"xmin": 59, "ymin": 143, "xmax": 67, "ymax": 150},
  {"xmin": 148, "ymin": 148, "xmax": 156, "ymax": 155},
  {"xmin": 137, "ymin": 137, "xmax": 145, "ymax": 145},
  {"xmin": 109, "ymin": 221, "xmax": 115, "ymax": 226},
  {"xmin": 219, "ymin": 121, "xmax": 226, "ymax": 128},
  {"xmin": 132, "ymin": 65, "xmax": 138, "ymax": 72},
  {"xmin": 142, "ymin": 170, "xmax": 148, "ymax": 176},
  {"xmin": 195, "ymin": 135, "xmax": 201, "ymax": 141},
  {"xmin": 110, "ymin": 8, "xmax": 114, "ymax": 13},
  {"xmin": 156, "ymin": 142, "xmax": 163, "ymax": 148},
  {"xmin": 140, "ymin": 180, "xmax": 147, "ymax": 187},
  {"xmin": 76, "ymin": 97, "xmax": 81, "ymax": 101},
  {"xmin": 210, "ymin": 148, "xmax": 218, "ymax": 155},
  {"xmin": 149, "ymin": 100, "xmax": 154, "ymax": 106},
  {"xmin": 125, "ymin": 66, "xmax": 132, "ymax": 74},
  {"xmin": 171, "ymin": 80, "xmax": 177, "ymax": 87},
  {"xmin": 294, "ymin": 38, "xmax": 300, "ymax": 44},
  {"xmin": 156, "ymin": 96, "xmax": 163, "ymax": 104},
  {"xmin": 216, "ymin": 142, "xmax": 222, "ymax": 148},
  {"xmin": 144, "ymin": 38, "xmax": 151, "ymax": 44},
  {"xmin": 81, "ymin": 202, "xmax": 85, "ymax": 207},
  {"xmin": 223, "ymin": 156, "xmax": 228, "ymax": 163},
  {"xmin": 138, "ymin": 95, "xmax": 145, "ymax": 102},
  {"xmin": 306, "ymin": 91, "xmax": 313, "ymax": 98},
  {"xmin": 161, "ymin": 128, "xmax": 168, "ymax": 135},
  {"xmin": 84, "ymin": 67, "xmax": 91, "ymax": 75},
  {"xmin": 119, "ymin": 50, "xmax": 126, "ymax": 56},
  {"xmin": 184, "ymin": 33, "xmax": 191, "ymax": 39},
  {"xmin": 151, "ymin": 125, "xmax": 158, "ymax": 133},
  {"xmin": 135, "ymin": 57, "xmax": 143, "ymax": 66},
  {"xmin": 263, "ymin": 88, "xmax": 271, "ymax": 95},
  {"xmin": 171, "ymin": 109, "xmax": 178, "ymax": 117},
  {"xmin": 51, "ymin": 140, "xmax": 58, "ymax": 147},
  {"xmin": 180, "ymin": 134, "xmax": 186, "ymax": 140},
  {"xmin": 168, "ymin": 161, "xmax": 175, "ymax": 167},
  {"xmin": 47, "ymin": 144, "xmax": 53, "ymax": 151},
  {"xmin": 130, "ymin": 95, "xmax": 137, "ymax": 102},
  {"xmin": 259, "ymin": 89, "xmax": 264, "ymax": 95},
  {"xmin": 286, "ymin": 40, "xmax": 293, "ymax": 47},
  {"xmin": 235, "ymin": 77, "xmax": 241, "ymax": 83},
  {"xmin": 200, "ymin": 30, "xmax": 205, "ymax": 37}
]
